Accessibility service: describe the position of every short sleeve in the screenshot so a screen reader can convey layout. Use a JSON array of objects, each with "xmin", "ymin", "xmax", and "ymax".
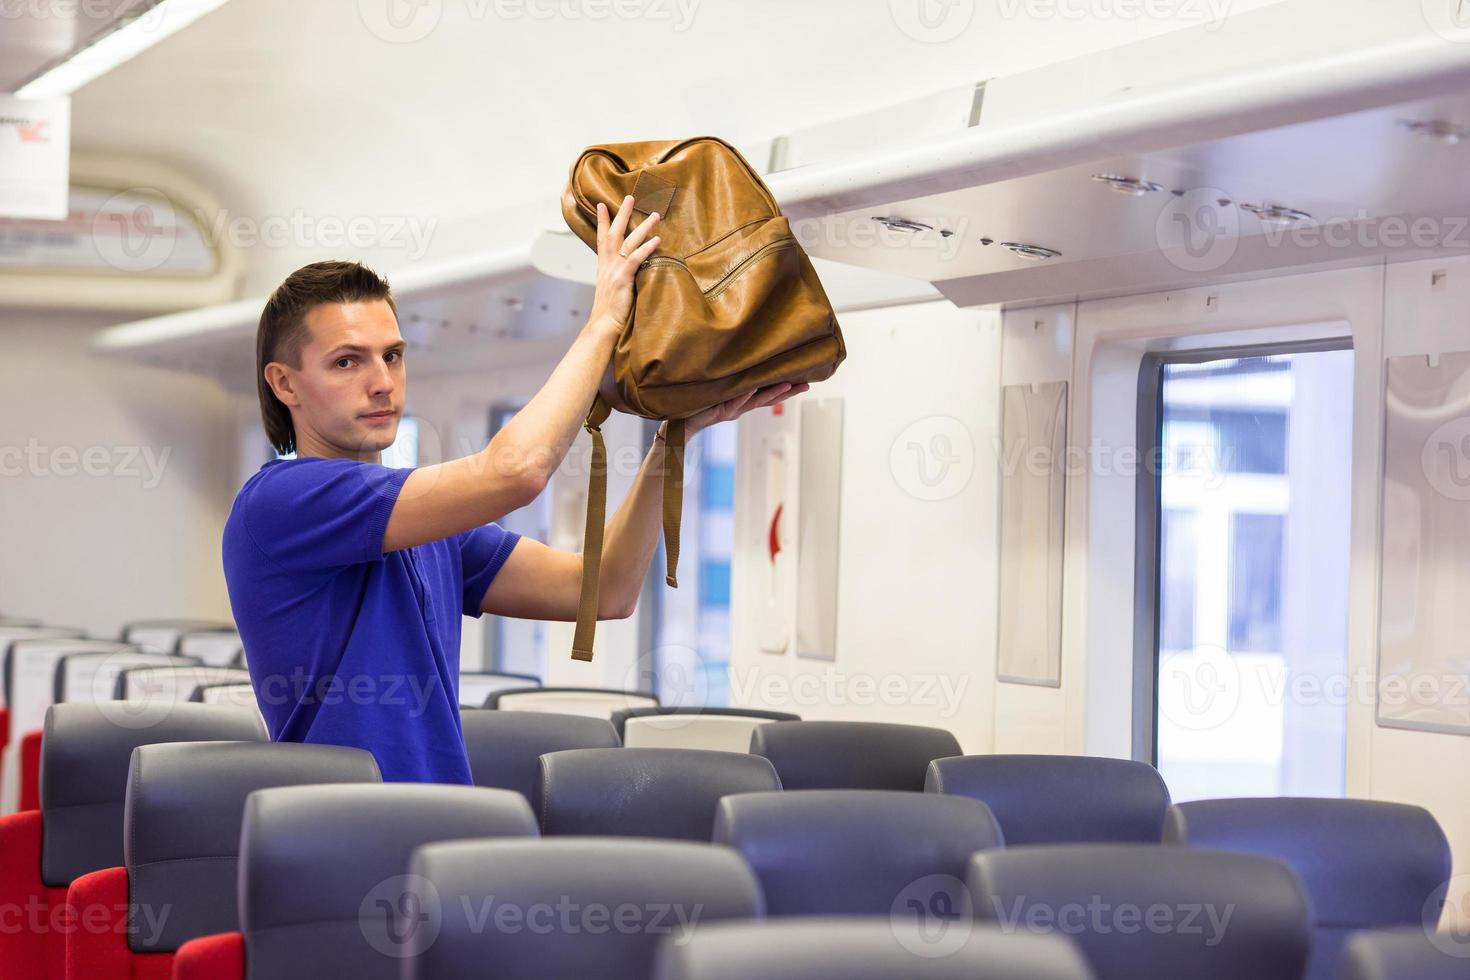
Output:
[
  {"xmin": 459, "ymin": 524, "xmax": 522, "ymax": 616},
  {"xmin": 240, "ymin": 458, "xmax": 411, "ymax": 573}
]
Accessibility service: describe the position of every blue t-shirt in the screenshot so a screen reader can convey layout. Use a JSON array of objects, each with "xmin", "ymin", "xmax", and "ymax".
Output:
[{"xmin": 221, "ymin": 456, "xmax": 520, "ymax": 783}]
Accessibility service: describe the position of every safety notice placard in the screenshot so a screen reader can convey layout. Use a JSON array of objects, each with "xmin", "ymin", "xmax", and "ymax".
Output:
[{"xmin": 0, "ymin": 96, "xmax": 70, "ymax": 220}]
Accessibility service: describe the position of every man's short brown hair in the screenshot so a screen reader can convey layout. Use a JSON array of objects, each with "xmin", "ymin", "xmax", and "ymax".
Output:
[{"xmin": 256, "ymin": 260, "xmax": 398, "ymax": 455}]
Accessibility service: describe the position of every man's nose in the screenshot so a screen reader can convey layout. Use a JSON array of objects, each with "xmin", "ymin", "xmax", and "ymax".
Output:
[{"xmin": 367, "ymin": 358, "xmax": 396, "ymax": 397}]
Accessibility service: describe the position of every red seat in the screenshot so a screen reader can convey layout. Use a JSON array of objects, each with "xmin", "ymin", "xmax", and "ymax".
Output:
[
  {"xmin": 63, "ymin": 741, "xmax": 379, "ymax": 980},
  {"xmin": 172, "ymin": 783, "xmax": 538, "ymax": 980},
  {"xmin": 0, "ymin": 703, "xmax": 265, "ymax": 980}
]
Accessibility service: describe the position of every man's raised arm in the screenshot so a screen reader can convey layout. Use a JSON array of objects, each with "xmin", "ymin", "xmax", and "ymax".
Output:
[{"xmin": 383, "ymin": 196, "xmax": 660, "ymax": 553}]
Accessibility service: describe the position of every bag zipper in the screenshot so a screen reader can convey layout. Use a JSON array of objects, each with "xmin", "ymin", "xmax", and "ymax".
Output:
[
  {"xmin": 639, "ymin": 238, "xmax": 796, "ymax": 300},
  {"xmin": 705, "ymin": 239, "xmax": 796, "ymax": 300}
]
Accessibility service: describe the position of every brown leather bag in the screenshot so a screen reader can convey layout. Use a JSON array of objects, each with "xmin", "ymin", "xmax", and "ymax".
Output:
[{"xmin": 561, "ymin": 136, "xmax": 845, "ymax": 661}]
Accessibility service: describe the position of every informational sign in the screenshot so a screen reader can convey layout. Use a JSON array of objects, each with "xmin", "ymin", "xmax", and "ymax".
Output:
[
  {"xmin": 0, "ymin": 184, "xmax": 216, "ymax": 275},
  {"xmin": 0, "ymin": 96, "xmax": 70, "ymax": 220}
]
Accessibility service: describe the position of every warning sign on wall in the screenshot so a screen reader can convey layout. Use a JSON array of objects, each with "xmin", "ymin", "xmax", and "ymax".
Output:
[{"xmin": 0, "ymin": 96, "xmax": 70, "ymax": 220}]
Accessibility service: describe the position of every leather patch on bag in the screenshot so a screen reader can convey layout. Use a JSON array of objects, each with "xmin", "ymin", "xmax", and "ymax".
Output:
[{"xmin": 631, "ymin": 169, "xmax": 676, "ymax": 219}]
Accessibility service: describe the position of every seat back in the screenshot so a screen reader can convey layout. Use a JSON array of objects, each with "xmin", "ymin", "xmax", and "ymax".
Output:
[
  {"xmin": 458, "ymin": 671, "xmax": 540, "ymax": 706},
  {"xmin": 615, "ymin": 707, "xmax": 800, "ymax": 752},
  {"xmin": 240, "ymin": 783, "xmax": 538, "ymax": 980},
  {"xmin": 193, "ymin": 682, "xmax": 259, "ymax": 709},
  {"xmin": 652, "ymin": 918, "xmax": 1096, "ymax": 980},
  {"xmin": 1165, "ymin": 798, "xmax": 1452, "ymax": 980},
  {"xmin": 1339, "ymin": 925, "xmax": 1470, "ymax": 980},
  {"xmin": 120, "ymin": 619, "xmax": 234, "ymax": 654},
  {"xmin": 124, "ymin": 741, "xmax": 380, "ymax": 952},
  {"xmin": 926, "ymin": 755, "xmax": 1170, "ymax": 844},
  {"xmin": 969, "ymin": 843, "xmax": 1312, "ymax": 980},
  {"xmin": 751, "ymin": 721, "xmax": 961, "ymax": 790},
  {"xmin": 1, "ymin": 626, "xmax": 87, "ymax": 702},
  {"xmin": 177, "ymin": 629, "xmax": 245, "ymax": 667},
  {"xmin": 8, "ymin": 640, "xmax": 135, "ymax": 739},
  {"xmin": 54, "ymin": 651, "xmax": 195, "ymax": 703},
  {"xmin": 405, "ymin": 838, "xmax": 763, "ymax": 979},
  {"xmin": 41, "ymin": 702, "xmax": 267, "ymax": 887},
  {"xmin": 486, "ymin": 685, "xmax": 659, "ymax": 718},
  {"xmin": 115, "ymin": 664, "xmax": 252, "ymax": 703},
  {"xmin": 460, "ymin": 709, "xmax": 619, "ymax": 813},
  {"xmin": 540, "ymin": 747, "xmax": 781, "ymax": 840},
  {"xmin": 2, "ymin": 640, "xmax": 139, "ymax": 813},
  {"xmin": 714, "ymin": 789, "xmax": 1001, "ymax": 915}
]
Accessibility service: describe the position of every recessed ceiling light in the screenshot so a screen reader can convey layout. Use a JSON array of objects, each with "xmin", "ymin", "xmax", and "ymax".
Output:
[
  {"xmin": 16, "ymin": 0, "xmax": 232, "ymax": 99},
  {"xmin": 1396, "ymin": 118, "xmax": 1470, "ymax": 145},
  {"xmin": 1240, "ymin": 203, "xmax": 1312, "ymax": 226},
  {"xmin": 1000, "ymin": 242, "xmax": 1061, "ymax": 260},
  {"xmin": 1090, "ymin": 174, "xmax": 1165, "ymax": 196},
  {"xmin": 871, "ymin": 216, "xmax": 954, "ymax": 237}
]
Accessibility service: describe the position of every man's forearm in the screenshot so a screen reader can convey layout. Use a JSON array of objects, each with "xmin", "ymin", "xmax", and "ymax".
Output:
[
  {"xmin": 484, "ymin": 318, "xmax": 618, "ymax": 486},
  {"xmin": 597, "ymin": 425, "xmax": 673, "ymax": 616}
]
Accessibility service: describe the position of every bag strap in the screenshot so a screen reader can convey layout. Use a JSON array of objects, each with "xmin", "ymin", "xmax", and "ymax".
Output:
[
  {"xmin": 661, "ymin": 418, "xmax": 686, "ymax": 588},
  {"xmin": 571, "ymin": 405, "xmax": 687, "ymax": 663},
  {"xmin": 571, "ymin": 396, "xmax": 613, "ymax": 662}
]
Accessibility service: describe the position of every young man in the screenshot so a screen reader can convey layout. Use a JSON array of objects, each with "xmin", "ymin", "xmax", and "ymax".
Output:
[{"xmin": 223, "ymin": 196, "xmax": 805, "ymax": 782}]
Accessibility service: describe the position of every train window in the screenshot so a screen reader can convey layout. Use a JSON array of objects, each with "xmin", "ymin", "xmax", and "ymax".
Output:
[
  {"xmin": 484, "ymin": 403, "xmax": 550, "ymax": 677},
  {"xmin": 1146, "ymin": 346, "xmax": 1354, "ymax": 802},
  {"xmin": 642, "ymin": 419, "xmax": 738, "ymax": 707}
]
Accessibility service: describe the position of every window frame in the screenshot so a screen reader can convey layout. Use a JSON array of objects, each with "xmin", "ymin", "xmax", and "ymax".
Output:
[{"xmin": 1132, "ymin": 337, "xmax": 1353, "ymax": 765}]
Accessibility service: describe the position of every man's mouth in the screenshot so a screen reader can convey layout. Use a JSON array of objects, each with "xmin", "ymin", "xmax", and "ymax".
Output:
[{"xmin": 360, "ymin": 410, "xmax": 397, "ymax": 422}]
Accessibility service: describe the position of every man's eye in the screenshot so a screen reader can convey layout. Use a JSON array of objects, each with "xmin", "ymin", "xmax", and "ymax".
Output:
[
  {"xmin": 335, "ymin": 357, "xmax": 354, "ymax": 369},
  {"xmin": 386, "ymin": 350, "xmax": 402, "ymax": 364}
]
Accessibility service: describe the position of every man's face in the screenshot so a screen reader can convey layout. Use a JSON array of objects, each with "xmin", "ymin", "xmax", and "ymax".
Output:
[{"xmin": 270, "ymin": 299, "xmax": 406, "ymax": 460}]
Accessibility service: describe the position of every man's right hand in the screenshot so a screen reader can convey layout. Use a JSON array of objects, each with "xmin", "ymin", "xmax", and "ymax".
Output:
[{"xmin": 587, "ymin": 195, "xmax": 661, "ymax": 335}]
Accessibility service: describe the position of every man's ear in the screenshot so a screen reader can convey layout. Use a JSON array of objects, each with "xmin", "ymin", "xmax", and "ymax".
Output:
[{"xmin": 263, "ymin": 362, "xmax": 299, "ymax": 407}]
